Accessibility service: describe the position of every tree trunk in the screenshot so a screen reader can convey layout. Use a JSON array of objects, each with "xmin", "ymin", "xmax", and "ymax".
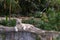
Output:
[
  {"xmin": 9, "ymin": 0, "xmax": 11, "ymax": 20},
  {"xmin": 4, "ymin": 0, "xmax": 6, "ymax": 9}
]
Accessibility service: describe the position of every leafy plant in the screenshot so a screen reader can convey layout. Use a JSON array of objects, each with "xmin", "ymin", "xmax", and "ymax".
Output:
[
  {"xmin": 7, "ymin": 19, "xmax": 16, "ymax": 26},
  {"xmin": 53, "ymin": 34, "xmax": 60, "ymax": 40},
  {"xmin": 0, "ymin": 20, "xmax": 8, "ymax": 26},
  {"xmin": 34, "ymin": 11, "xmax": 43, "ymax": 18},
  {"xmin": 0, "ymin": 19, "xmax": 16, "ymax": 27}
]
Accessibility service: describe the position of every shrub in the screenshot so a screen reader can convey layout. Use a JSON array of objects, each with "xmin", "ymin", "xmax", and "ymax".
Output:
[
  {"xmin": 0, "ymin": 19, "xmax": 16, "ymax": 27},
  {"xmin": 7, "ymin": 19, "xmax": 16, "ymax": 27},
  {"xmin": 53, "ymin": 35, "xmax": 60, "ymax": 40},
  {"xmin": 0, "ymin": 20, "xmax": 8, "ymax": 26},
  {"xmin": 34, "ymin": 11, "xmax": 43, "ymax": 18}
]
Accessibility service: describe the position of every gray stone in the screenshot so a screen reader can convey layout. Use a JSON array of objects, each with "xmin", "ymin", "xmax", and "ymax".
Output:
[
  {"xmin": 5, "ymin": 32, "xmax": 36, "ymax": 40},
  {"xmin": 0, "ymin": 34, "xmax": 2, "ymax": 40}
]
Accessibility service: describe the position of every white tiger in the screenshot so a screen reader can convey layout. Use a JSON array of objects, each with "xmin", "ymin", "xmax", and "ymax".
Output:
[
  {"xmin": 15, "ymin": 18, "xmax": 34, "ymax": 32},
  {"xmin": 14, "ymin": 18, "xmax": 45, "ymax": 33}
]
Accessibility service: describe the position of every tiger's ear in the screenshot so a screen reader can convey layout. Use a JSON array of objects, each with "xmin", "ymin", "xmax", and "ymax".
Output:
[
  {"xmin": 20, "ymin": 19, "xmax": 22, "ymax": 21},
  {"xmin": 16, "ymin": 18, "xmax": 22, "ymax": 23}
]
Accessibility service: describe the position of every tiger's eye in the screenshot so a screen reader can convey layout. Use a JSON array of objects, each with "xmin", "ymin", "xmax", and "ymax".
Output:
[{"xmin": 17, "ymin": 22, "xmax": 20, "ymax": 24}]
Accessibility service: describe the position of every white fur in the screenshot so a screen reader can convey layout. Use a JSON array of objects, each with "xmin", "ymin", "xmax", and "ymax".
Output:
[
  {"xmin": 21, "ymin": 24, "xmax": 33, "ymax": 30},
  {"xmin": 42, "ymin": 30, "xmax": 45, "ymax": 33},
  {"xmin": 15, "ymin": 18, "xmax": 34, "ymax": 30},
  {"xmin": 15, "ymin": 26, "xmax": 18, "ymax": 32},
  {"xmin": 22, "ymin": 24, "xmax": 26, "ymax": 30}
]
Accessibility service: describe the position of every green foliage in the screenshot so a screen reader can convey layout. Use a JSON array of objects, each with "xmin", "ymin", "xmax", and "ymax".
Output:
[
  {"xmin": 5, "ymin": 16, "xmax": 8, "ymax": 22},
  {"xmin": 0, "ymin": 20, "xmax": 8, "ymax": 26},
  {"xmin": 7, "ymin": 19, "xmax": 16, "ymax": 26},
  {"xmin": 0, "ymin": 19, "xmax": 16, "ymax": 27},
  {"xmin": 22, "ymin": 17, "xmax": 35, "ymax": 24},
  {"xmin": 53, "ymin": 35, "xmax": 60, "ymax": 40},
  {"xmin": 46, "ymin": 8, "xmax": 60, "ymax": 31},
  {"xmin": 0, "ymin": 0, "xmax": 60, "ymax": 16},
  {"xmin": 0, "ymin": 0, "xmax": 21, "ymax": 17},
  {"xmin": 34, "ymin": 11, "xmax": 42, "ymax": 18}
]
